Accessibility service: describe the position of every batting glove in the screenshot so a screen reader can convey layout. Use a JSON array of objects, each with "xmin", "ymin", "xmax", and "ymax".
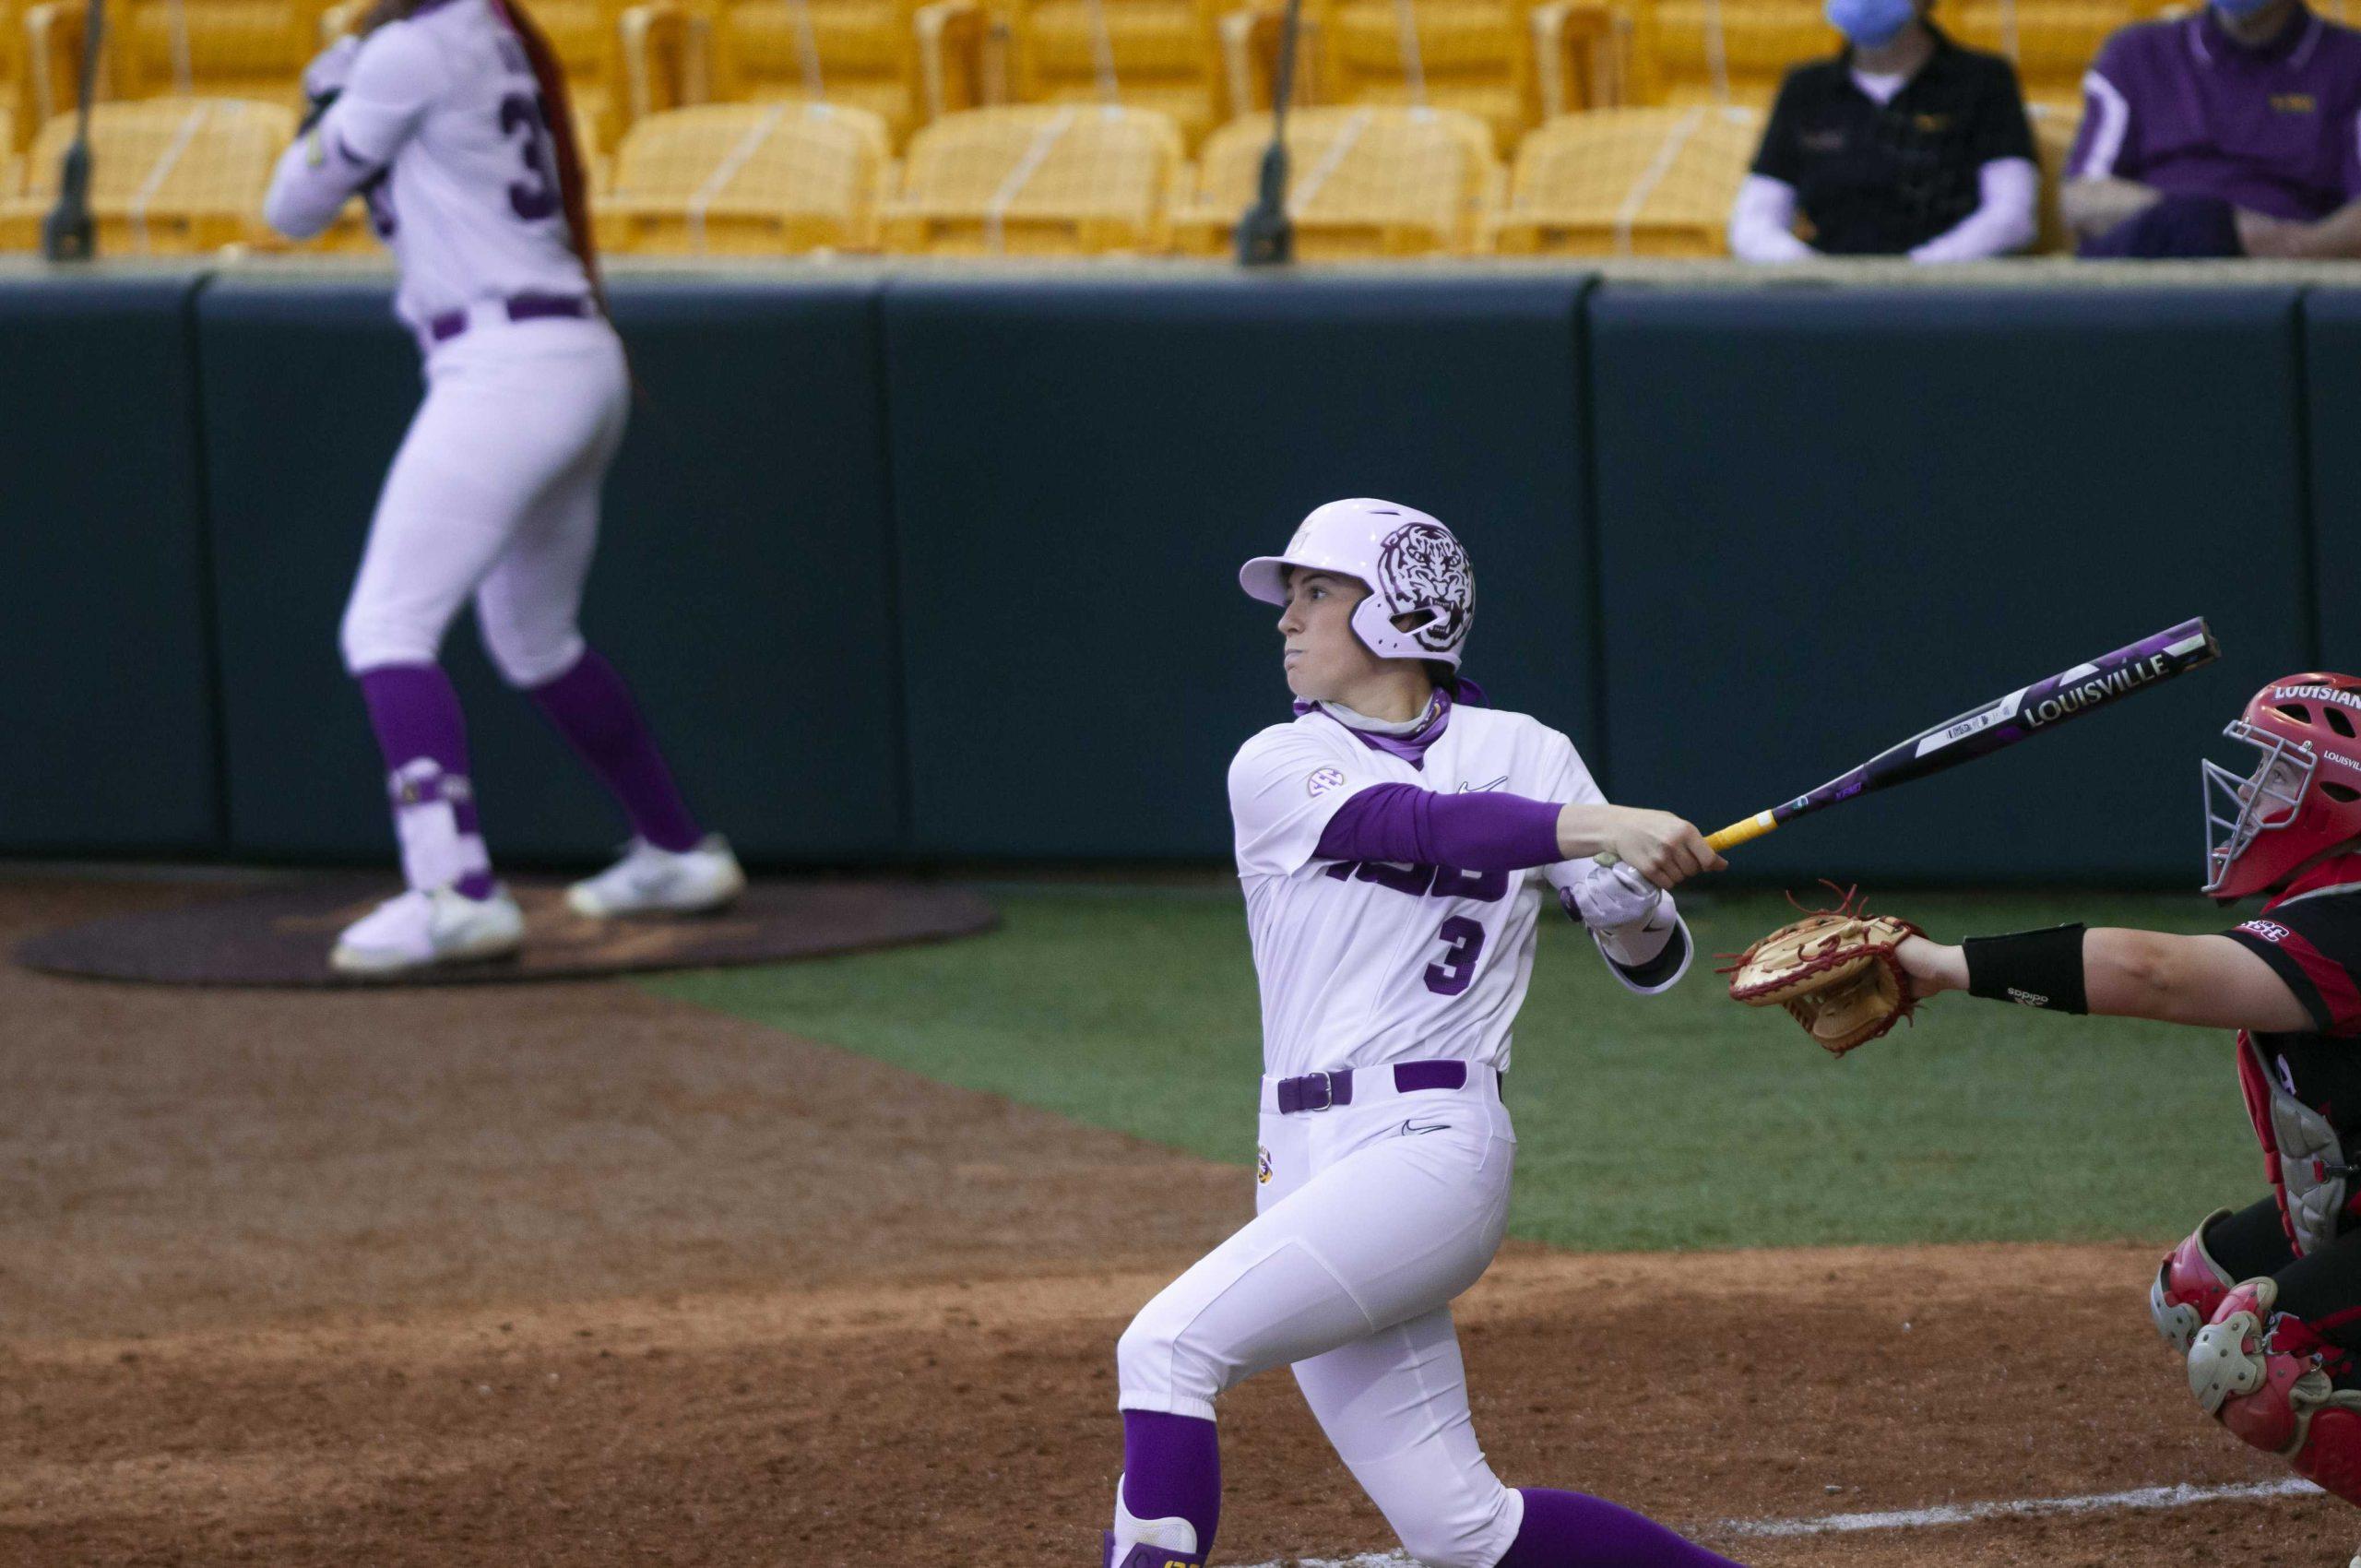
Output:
[{"xmin": 1572, "ymin": 859, "xmax": 1665, "ymax": 934}]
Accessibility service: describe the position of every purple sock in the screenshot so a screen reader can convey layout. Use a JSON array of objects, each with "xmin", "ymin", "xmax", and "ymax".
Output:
[
  {"xmin": 1499, "ymin": 1490, "xmax": 1744, "ymax": 1568},
  {"xmin": 1120, "ymin": 1410, "xmax": 1219, "ymax": 1556},
  {"xmin": 358, "ymin": 663, "xmax": 496, "ymax": 900},
  {"xmin": 526, "ymin": 647, "xmax": 701, "ymax": 852}
]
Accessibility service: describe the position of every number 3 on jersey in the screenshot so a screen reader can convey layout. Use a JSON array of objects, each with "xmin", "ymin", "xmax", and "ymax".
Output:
[
  {"xmin": 1425, "ymin": 916, "xmax": 1485, "ymax": 995},
  {"xmin": 497, "ymin": 92, "xmax": 560, "ymax": 220}
]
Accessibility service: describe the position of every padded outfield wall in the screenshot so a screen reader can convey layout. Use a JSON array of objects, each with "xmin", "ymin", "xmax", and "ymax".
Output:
[{"xmin": 0, "ymin": 266, "xmax": 2339, "ymax": 881}]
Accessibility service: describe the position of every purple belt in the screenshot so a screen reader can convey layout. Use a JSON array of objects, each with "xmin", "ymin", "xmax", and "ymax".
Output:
[
  {"xmin": 425, "ymin": 292, "xmax": 595, "ymax": 344},
  {"xmin": 1275, "ymin": 1060, "xmax": 1478, "ymax": 1114}
]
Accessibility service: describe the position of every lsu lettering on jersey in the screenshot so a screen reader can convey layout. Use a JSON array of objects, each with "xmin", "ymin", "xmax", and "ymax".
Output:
[
  {"xmin": 294, "ymin": 0, "xmax": 590, "ymax": 331},
  {"xmin": 1230, "ymin": 704, "xmax": 1610, "ymax": 1080}
]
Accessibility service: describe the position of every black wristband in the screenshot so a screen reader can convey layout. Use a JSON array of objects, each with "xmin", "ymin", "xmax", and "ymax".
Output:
[{"xmin": 1964, "ymin": 923, "xmax": 2089, "ymax": 1013}]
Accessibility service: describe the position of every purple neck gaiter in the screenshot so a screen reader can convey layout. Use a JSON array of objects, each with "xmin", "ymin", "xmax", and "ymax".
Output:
[{"xmin": 1295, "ymin": 685, "xmax": 1455, "ymax": 769}]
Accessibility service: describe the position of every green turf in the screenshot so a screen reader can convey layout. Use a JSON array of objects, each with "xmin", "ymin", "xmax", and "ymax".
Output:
[{"xmin": 644, "ymin": 886, "xmax": 2265, "ymax": 1253}]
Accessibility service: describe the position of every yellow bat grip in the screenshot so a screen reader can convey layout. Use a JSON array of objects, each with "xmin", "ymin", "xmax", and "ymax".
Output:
[
  {"xmin": 1590, "ymin": 809, "xmax": 1779, "ymax": 868},
  {"xmin": 1705, "ymin": 810, "xmax": 1780, "ymax": 852}
]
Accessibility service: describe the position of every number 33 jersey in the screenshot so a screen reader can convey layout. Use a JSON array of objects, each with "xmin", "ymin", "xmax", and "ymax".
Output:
[
  {"xmin": 1229, "ymin": 704, "xmax": 1601, "ymax": 1080},
  {"xmin": 313, "ymin": 0, "xmax": 588, "ymax": 333}
]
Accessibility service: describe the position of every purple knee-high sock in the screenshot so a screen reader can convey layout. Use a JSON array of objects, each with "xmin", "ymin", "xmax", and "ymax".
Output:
[
  {"xmin": 527, "ymin": 647, "xmax": 702, "ymax": 853},
  {"xmin": 1498, "ymin": 1489, "xmax": 1744, "ymax": 1568},
  {"xmin": 1121, "ymin": 1410, "xmax": 1220, "ymax": 1556},
  {"xmin": 357, "ymin": 663, "xmax": 496, "ymax": 900}
]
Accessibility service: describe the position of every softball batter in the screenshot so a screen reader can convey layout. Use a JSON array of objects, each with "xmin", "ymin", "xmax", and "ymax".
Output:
[
  {"xmin": 1104, "ymin": 498, "xmax": 1745, "ymax": 1568},
  {"xmin": 264, "ymin": 0, "xmax": 740, "ymax": 975}
]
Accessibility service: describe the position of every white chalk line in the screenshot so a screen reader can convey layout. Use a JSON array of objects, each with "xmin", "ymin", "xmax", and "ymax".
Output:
[
  {"xmin": 1228, "ymin": 1476, "xmax": 2322, "ymax": 1566},
  {"xmin": 1723, "ymin": 1476, "xmax": 2319, "ymax": 1538}
]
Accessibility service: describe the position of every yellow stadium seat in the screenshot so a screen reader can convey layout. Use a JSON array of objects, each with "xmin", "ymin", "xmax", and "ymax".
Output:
[
  {"xmin": 881, "ymin": 101, "xmax": 1179, "ymax": 252},
  {"xmin": 703, "ymin": 0, "xmax": 984, "ymax": 147},
  {"xmin": 1950, "ymin": 0, "xmax": 2132, "ymax": 104},
  {"xmin": 1631, "ymin": 0, "xmax": 1825, "ymax": 106},
  {"xmin": 1309, "ymin": 0, "xmax": 1576, "ymax": 148},
  {"xmin": 109, "ymin": 0, "xmax": 327, "ymax": 102},
  {"xmin": 0, "ymin": 96, "xmax": 293, "ymax": 252},
  {"xmin": 1173, "ymin": 103, "xmax": 1497, "ymax": 255},
  {"xmin": 1488, "ymin": 102, "xmax": 1755, "ymax": 254},
  {"xmin": 2026, "ymin": 96, "xmax": 2073, "ymax": 252},
  {"xmin": 1006, "ymin": 0, "xmax": 1225, "ymax": 147},
  {"xmin": 526, "ymin": 0, "xmax": 635, "ymax": 148},
  {"xmin": 2, "ymin": 0, "xmax": 25, "ymax": 152},
  {"xmin": 600, "ymin": 99, "xmax": 885, "ymax": 248}
]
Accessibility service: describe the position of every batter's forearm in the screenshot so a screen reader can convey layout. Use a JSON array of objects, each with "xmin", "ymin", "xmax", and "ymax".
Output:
[{"xmin": 1552, "ymin": 803, "xmax": 1639, "ymax": 860}]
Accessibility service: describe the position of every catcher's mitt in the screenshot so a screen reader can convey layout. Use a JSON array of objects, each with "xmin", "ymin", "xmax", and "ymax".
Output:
[{"xmin": 1723, "ymin": 888, "xmax": 1925, "ymax": 1056}]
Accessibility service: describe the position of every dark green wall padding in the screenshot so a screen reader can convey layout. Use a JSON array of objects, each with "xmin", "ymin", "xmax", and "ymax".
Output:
[
  {"xmin": 882, "ymin": 274, "xmax": 1597, "ymax": 859},
  {"xmin": 0, "ymin": 275, "xmax": 221, "ymax": 854},
  {"xmin": 2307, "ymin": 291, "xmax": 2361, "ymax": 678},
  {"xmin": 1589, "ymin": 286, "xmax": 2311, "ymax": 884},
  {"xmin": 2, "ymin": 271, "xmax": 2349, "ymax": 879}
]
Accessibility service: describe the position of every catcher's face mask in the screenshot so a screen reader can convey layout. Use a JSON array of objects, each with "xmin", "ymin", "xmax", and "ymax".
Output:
[{"xmin": 2201, "ymin": 721, "xmax": 2314, "ymax": 896}]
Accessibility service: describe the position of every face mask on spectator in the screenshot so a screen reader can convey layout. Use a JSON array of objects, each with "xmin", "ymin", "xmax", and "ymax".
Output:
[
  {"xmin": 2208, "ymin": 0, "xmax": 2276, "ymax": 22},
  {"xmin": 1825, "ymin": 0, "xmax": 1916, "ymax": 47}
]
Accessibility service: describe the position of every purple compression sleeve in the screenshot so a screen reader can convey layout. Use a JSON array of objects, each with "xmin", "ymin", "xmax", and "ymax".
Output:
[
  {"xmin": 1121, "ymin": 1409, "xmax": 1220, "ymax": 1555},
  {"xmin": 1315, "ymin": 782, "xmax": 1564, "ymax": 870},
  {"xmin": 1499, "ymin": 1488, "xmax": 1745, "ymax": 1567}
]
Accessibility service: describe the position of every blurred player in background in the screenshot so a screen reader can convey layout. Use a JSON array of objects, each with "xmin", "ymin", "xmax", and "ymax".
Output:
[
  {"xmin": 1894, "ymin": 674, "xmax": 2361, "ymax": 1563},
  {"xmin": 263, "ymin": 0, "xmax": 742, "ymax": 975},
  {"xmin": 1102, "ymin": 498, "xmax": 1744, "ymax": 1568}
]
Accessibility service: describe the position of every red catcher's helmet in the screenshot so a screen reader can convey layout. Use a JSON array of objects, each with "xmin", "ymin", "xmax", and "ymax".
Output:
[{"xmin": 2202, "ymin": 673, "xmax": 2361, "ymax": 898}]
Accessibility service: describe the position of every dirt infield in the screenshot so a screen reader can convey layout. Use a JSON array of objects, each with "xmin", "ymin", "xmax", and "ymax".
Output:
[{"xmin": 3, "ymin": 877, "xmax": 2351, "ymax": 1568}]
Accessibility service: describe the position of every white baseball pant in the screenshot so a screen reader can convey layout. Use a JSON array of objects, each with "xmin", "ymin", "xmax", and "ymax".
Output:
[
  {"xmin": 1118, "ymin": 1070, "xmax": 1524, "ymax": 1568},
  {"xmin": 338, "ymin": 315, "xmax": 627, "ymax": 686}
]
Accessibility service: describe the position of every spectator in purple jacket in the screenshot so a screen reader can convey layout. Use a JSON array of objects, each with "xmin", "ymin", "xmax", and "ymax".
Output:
[{"xmin": 2066, "ymin": 0, "xmax": 2361, "ymax": 256}]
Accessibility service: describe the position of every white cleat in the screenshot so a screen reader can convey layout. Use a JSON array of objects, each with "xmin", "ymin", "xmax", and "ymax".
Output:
[
  {"xmin": 331, "ymin": 885, "xmax": 525, "ymax": 976},
  {"xmin": 565, "ymin": 835, "xmax": 746, "ymax": 918}
]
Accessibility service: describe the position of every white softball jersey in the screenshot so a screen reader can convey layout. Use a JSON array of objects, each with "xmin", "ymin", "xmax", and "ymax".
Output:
[
  {"xmin": 1228, "ymin": 703, "xmax": 1603, "ymax": 1081},
  {"xmin": 271, "ymin": 0, "xmax": 592, "ymax": 335}
]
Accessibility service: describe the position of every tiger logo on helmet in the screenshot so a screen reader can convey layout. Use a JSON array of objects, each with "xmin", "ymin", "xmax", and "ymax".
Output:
[
  {"xmin": 1237, "ymin": 498, "xmax": 1477, "ymax": 671},
  {"xmin": 1377, "ymin": 522, "xmax": 1474, "ymax": 656}
]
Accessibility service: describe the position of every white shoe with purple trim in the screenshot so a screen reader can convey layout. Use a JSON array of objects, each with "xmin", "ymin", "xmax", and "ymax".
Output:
[
  {"xmin": 566, "ymin": 835, "xmax": 746, "ymax": 918},
  {"xmin": 331, "ymin": 885, "xmax": 525, "ymax": 976},
  {"xmin": 1103, "ymin": 1479, "xmax": 1204, "ymax": 1568}
]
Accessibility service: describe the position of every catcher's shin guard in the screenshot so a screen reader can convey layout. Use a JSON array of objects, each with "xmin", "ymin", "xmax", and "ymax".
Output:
[
  {"xmin": 2187, "ymin": 1279, "xmax": 2361, "ymax": 1505},
  {"xmin": 2153, "ymin": 1210, "xmax": 2237, "ymax": 1354}
]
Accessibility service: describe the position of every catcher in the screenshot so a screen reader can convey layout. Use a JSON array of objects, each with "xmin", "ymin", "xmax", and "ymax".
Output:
[{"xmin": 1730, "ymin": 671, "xmax": 2361, "ymax": 1556}]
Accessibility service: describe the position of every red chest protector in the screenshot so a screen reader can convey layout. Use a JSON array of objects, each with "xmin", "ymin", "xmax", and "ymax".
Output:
[{"xmin": 2234, "ymin": 859, "xmax": 2361, "ymax": 1257}]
